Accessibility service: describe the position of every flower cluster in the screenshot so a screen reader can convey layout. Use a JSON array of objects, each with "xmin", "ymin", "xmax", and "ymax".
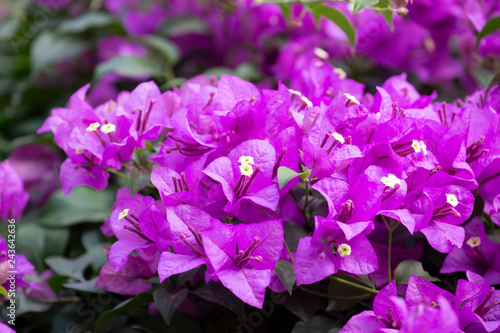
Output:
[{"xmin": 39, "ymin": 55, "xmax": 500, "ymax": 316}]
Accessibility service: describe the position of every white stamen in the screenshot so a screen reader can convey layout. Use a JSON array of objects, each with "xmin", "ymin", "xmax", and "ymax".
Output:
[
  {"xmin": 337, "ymin": 243, "xmax": 352, "ymax": 257},
  {"xmin": 86, "ymin": 122, "xmax": 100, "ymax": 132},
  {"xmin": 119, "ymin": 208, "xmax": 130, "ymax": 220},
  {"xmin": 100, "ymin": 124, "xmax": 116, "ymax": 134},
  {"xmin": 239, "ymin": 164, "xmax": 253, "ymax": 177},
  {"xmin": 332, "ymin": 132, "xmax": 345, "ymax": 144},
  {"xmin": 343, "ymin": 93, "xmax": 360, "ymax": 105},
  {"xmin": 288, "ymin": 89, "xmax": 302, "ymax": 96},
  {"xmin": 446, "ymin": 193, "xmax": 459, "ymax": 207}
]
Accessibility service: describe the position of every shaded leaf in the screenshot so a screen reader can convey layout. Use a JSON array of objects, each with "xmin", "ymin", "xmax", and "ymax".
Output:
[
  {"xmin": 478, "ymin": 16, "xmax": 500, "ymax": 40},
  {"xmin": 39, "ymin": 187, "xmax": 114, "ymax": 227},
  {"xmin": 309, "ymin": 4, "xmax": 357, "ymax": 47},
  {"xmin": 57, "ymin": 12, "xmax": 114, "ymax": 34},
  {"xmin": 94, "ymin": 56, "xmax": 157, "ymax": 82},
  {"xmin": 278, "ymin": 166, "xmax": 308, "ymax": 189},
  {"xmin": 129, "ymin": 166, "xmax": 151, "ymax": 195},
  {"xmin": 274, "ymin": 260, "xmax": 296, "ymax": 295},
  {"xmin": 154, "ymin": 288, "xmax": 188, "ymax": 325},
  {"xmin": 142, "ymin": 36, "xmax": 180, "ymax": 64},
  {"xmin": 486, "ymin": 71, "xmax": 500, "ymax": 95},
  {"xmin": 352, "ymin": 0, "xmax": 379, "ymax": 14},
  {"xmin": 394, "ymin": 260, "xmax": 440, "ymax": 284},
  {"xmin": 64, "ymin": 277, "xmax": 104, "ymax": 293},
  {"xmin": 375, "ymin": 0, "xmax": 394, "ymax": 30},
  {"xmin": 292, "ymin": 315, "xmax": 338, "ymax": 333},
  {"xmin": 326, "ymin": 275, "xmax": 373, "ymax": 311},
  {"xmin": 94, "ymin": 293, "xmax": 154, "ymax": 333},
  {"xmin": 47, "ymin": 275, "xmax": 69, "ymax": 293},
  {"xmin": 45, "ymin": 255, "xmax": 91, "ymax": 281}
]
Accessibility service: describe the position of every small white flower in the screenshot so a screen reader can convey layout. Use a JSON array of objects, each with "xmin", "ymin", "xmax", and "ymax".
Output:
[
  {"xmin": 337, "ymin": 243, "xmax": 352, "ymax": 257},
  {"xmin": 466, "ymin": 236, "xmax": 481, "ymax": 248},
  {"xmin": 119, "ymin": 208, "xmax": 130, "ymax": 220},
  {"xmin": 411, "ymin": 140, "xmax": 422, "ymax": 153},
  {"xmin": 239, "ymin": 164, "xmax": 254, "ymax": 177},
  {"xmin": 332, "ymin": 132, "xmax": 345, "ymax": 144},
  {"xmin": 100, "ymin": 124, "xmax": 116, "ymax": 134},
  {"xmin": 381, "ymin": 174, "xmax": 401, "ymax": 188},
  {"xmin": 86, "ymin": 122, "xmax": 100, "ymax": 132},
  {"xmin": 446, "ymin": 193, "xmax": 459, "ymax": 207},
  {"xmin": 238, "ymin": 156, "xmax": 255, "ymax": 166},
  {"xmin": 343, "ymin": 93, "xmax": 360, "ymax": 105},
  {"xmin": 313, "ymin": 47, "xmax": 329, "ymax": 60}
]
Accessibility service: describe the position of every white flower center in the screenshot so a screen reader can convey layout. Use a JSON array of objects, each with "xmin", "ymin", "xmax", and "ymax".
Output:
[
  {"xmin": 411, "ymin": 140, "xmax": 422, "ymax": 153},
  {"xmin": 337, "ymin": 243, "xmax": 352, "ymax": 257},
  {"xmin": 100, "ymin": 124, "xmax": 116, "ymax": 134},
  {"xmin": 332, "ymin": 132, "xmax": 345, "ymax": 144},
  {"xmin": 118, "ymin": 208, "xmax": 130, "ymax": 220},
  {"xmin": 446, "ymin": 193, "xmax": 459, "ymax": 207},
  {"xmin": 343, "ymin": 93, "xmax": 360, "ymax": 105},
  {"xmin": 239, "ymin": 164, "xmax": 253, "ymax": 177},
  {"xmin": 381, "ymin": 174, "xmax": 401, "ymax": 188},
  {"xmin": 301, "ymin": 96, "xmax": 313, "ymax": 108},
  {"xmin": 86, "ymin": 122, "xmax": 101, "ymax": 132},
  {"xmin": 466, "ymin": 236, "xmax": 481, "ymax": 248},
  {"xmin": 420, "ymin": 141, "xmax": 428, "ymax": 155},
  {"xmin": 238, "ymin": 156, "xmax": 255, "ymax": 166}
]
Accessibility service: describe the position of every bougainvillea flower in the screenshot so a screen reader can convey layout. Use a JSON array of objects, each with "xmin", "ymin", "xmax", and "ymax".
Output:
[
  {"xmin": 455, "ymin": 271, "xmax": 500, "ymax": 332},
  {"xmin": 441, "ymin": 218, "xmax": 500, "ymax": 284},
  {"xmin": 202, "ymin": 218, "xmax": 283, "ymax": 308},
  {"xmin": 0, "ymin": 160, "xmax": 29, "ymax": 221}
]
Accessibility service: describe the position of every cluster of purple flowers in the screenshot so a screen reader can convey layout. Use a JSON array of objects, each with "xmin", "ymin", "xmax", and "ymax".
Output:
[{"xmin": 36, "ymin": 42, "xmax": 500, "ymax": 328}]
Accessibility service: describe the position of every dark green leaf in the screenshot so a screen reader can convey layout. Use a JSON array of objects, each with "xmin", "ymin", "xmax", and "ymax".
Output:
[
  {"xmin": 326, "ymin": 275, "xmax": 373, "ymax": 311},
  {"xmin": 375, "ymin": 0, "xmax": 394, "ymax": 30},
  {"xmin": 129, "ymin": 166, "xmax": 151, "ymax": 195},
  {"xmin": 308, "ymin": 4, "xmax": 357, "ymax": 47},
  {"xmin": 394, "ymin": 260, "xmax": 440, "ymax": 284},
  {"xmin": 281, "ymin": 288, "xmax": 320, "ymax": 322},
  {"xmin": 274, "ymin": 260, "xmax": 296, "ymax": 295},
  {"xmin": 93, "ymin": 56, "xmax": 158, "ymax": 82},
  {"xmin": 94, "ymin": 293, "xmax": 154, "ymax": 333},
  {"xmin": 292, "ymin": 316, "xmax": 338, "ymax": 333},
  {"xmin": 47, "ymin": 275, "xmax": 69, "ymax": 293},
  {"xmin": 158, "ymin": 16, "xmax": 208, "ymax": 37},
  {"xmin": 191, "ymin": 281, "xmax": 246, "ymax": 319},
  {"xmin": 57, "ymin": 12, "xmax": 114, "ymax": 34},
  {"xmin": 64, "ymin": 277, "xmax": 104, "ymax": 293},
  {"xmin": 45, "ymin": 255, "xmax": 92, "ymax": 281},
  {"xmin": 153, "ymin": 288, "xmax": 188, "ymax": 325},
  {"xmin": 39, "ymin": 187, "xmax": 114, "ymax": 227},
  {"xmin": 142, "ymin": 36, "xmax": 180, "ymax": 64},
  {"xmin": 352, "ymin": 0, "xmax": 379, "ymax": 14},
  {"xmin": 478, "ymin": 16, "xmax": 500, "ymax": 40}
]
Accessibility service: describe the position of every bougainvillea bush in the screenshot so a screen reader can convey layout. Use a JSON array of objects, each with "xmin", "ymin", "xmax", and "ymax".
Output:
[{"xmin": 2, "ymin": 0, "xmax": 500, "ymax": 332}]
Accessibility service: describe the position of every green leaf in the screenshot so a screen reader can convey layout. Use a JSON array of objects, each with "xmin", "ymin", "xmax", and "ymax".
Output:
[
  {"xmin": 57, "ymin": 12, "xmax": 114, "ymax": 34},
  {"xmin": 0, "ymin": 285, "xmax": 9, "ymax": 299},
  {"xmin": 39, "ymin": 187, "xmax": 114, "ymax": 227},
  {"xmin": 94, "ymin": 293, "xmax": 154, "ymax": 333},
  {"xmin": 30, "ymin": 32, "xmax": 87, "ymax": 73},
  {"xmin": 274, "ymin": 260, "xmax": 296, "ymax": 295},
  {"xmin": 292, "ymin": 316, "xmax": 338, "ymax": 333},
  {"xmin": 93, "ymin": 56, "xmax": 158, "ymax": 82},
  {"xmin": 326, "ymin": 275, "xmax": 373, "ymax": 311},
  {"xmin": 129, "ymin": 166, "xmax": 151, "ymax": 195},
  {"xmin": 308, "ymin": 4, "xmax": 357, "ymax": 47},
  {"xmin": 158, "ymin": 16, "xmax": 208, "ymax": 37},
  {"xmin": 393, "ymin": 260, "xmax": 440, "ymax": 284},
  {"xmin": 45, "ymin": 255, "xmax": 92, "ymax": 281},
  {"xmin": 154, "ymin": 288, "xmax": 188, "ymax": 325},
  {"xmin": 63, "ymin": 277, "xmax": 104, "ymax": 293},
  {"xmin": 47, "ymin": 275, "xmax": 69, "ymax": 293},
  {"xmin": 486, "ymin": 71, "xmax": 500, "ymax": 95},
  {"xmin": 277, "ymin": 166, "xmax": 308, "ymax": 189},
  {"xmin": 141, "ymin": 36, "xmax": 180, "ymax": 65},
  {"xmin": 352, "ymin": 0, "xmax": 379, "ymax": 14},
  {"xmin": 375, "ymin": 0, "xmax": 394, "ymax": 30},
  {"xmin": 478, "ymin": 16, "xmax": 500, "ymax": 40}
]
